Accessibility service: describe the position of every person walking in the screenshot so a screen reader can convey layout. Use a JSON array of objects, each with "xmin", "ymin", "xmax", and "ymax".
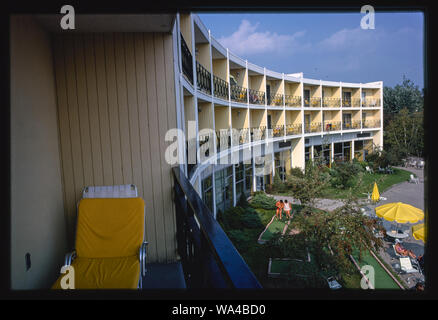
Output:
[
  {"xmin": 284, "ymin": 199, "xmax": 292, "ymax": 219},
  {"xmin": 275, "ymin": 199, "xmax": 284, "ymax": 220}
]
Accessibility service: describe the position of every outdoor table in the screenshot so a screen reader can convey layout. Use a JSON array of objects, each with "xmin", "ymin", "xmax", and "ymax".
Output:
[{"xmin": 386, "ymin": 230, "xmax": 409, "ymax": 240}]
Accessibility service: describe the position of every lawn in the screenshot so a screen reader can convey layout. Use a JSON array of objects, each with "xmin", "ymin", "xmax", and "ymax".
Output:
[{"xmin": 320, "ymin": 168, "xmax": 412, "ymax": 199}]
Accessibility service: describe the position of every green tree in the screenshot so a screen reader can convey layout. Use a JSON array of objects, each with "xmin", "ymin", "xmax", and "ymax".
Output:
[
  {"xmin": 272, "ymin": 195, "xmax": 383, "ymax": 278},
  {"xmin": 285, "ymin": 157, "xmax": 330, "ymax": 206},
  {"xmin": 385, "ymin": 108, "xmax": 424, "ymax": 159},
  {"xmin": 383, "ymin": 76, "xmax": 423, "ymax": 118}
]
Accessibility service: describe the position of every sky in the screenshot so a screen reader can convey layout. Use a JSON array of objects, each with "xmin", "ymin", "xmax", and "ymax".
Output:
[{"xmin": 198, "ymin": 12, "xmax": 424, "ymax": 88}]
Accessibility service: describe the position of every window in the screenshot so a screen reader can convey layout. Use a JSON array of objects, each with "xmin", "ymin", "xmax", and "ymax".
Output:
[
  {"xmin": 202, "ymin": 175, "xmax": 213, "ymax": 213},
  {"xmin": 305, "ymin": 146, "xmax": 310, "ymax": 162}
]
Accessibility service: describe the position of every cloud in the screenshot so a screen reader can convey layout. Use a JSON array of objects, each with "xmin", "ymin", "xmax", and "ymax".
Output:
[
  {"xmin": 317, "ymin": 27, "xmax": 385, "ymax": 53},
  {"xmin": 217, "ymin": 19, "xmax": 309, "ymax": 56}
]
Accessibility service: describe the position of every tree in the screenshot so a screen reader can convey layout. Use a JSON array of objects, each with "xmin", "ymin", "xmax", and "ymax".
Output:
[
  {"xmin": 385, "ymin": 108, "xmax": 424, "ymax": 159},
  {"xmin": 383, "ymin": 76, "xmax": 423, "ymax": 118},
  {"xmin": 330, "ymin": 161, "xmax": 363, "ymax": 189},
  {"xmin": 285, "ymin": 157, "xmax": 330, "ymax": 207},
  {"xmin": 271, "ymin": 194, "xmax": 383, "ymax": 278}
]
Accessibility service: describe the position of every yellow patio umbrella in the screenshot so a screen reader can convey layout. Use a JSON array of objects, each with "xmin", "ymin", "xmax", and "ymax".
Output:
[
  {"xmin": 412, "ymin": 223, "xmax": 426, "ymax": 242},
  {"xmin": 375, "ymin": 202, "xmax": 424, "ymax": 224},
  {"xmin": 371, "ymin": 182, "xmax": 380, "ymax": 203}
]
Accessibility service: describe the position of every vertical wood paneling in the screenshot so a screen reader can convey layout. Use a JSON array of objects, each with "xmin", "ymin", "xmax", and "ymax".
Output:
[
  {"xmin": 63, "ymin": 35, "xmax": 85, "ymax": 209},
  {"xmin": 103, "ymin": 33, "xmax": 123, "ymax": 185},
  {"xmin": 144, "ymin": 33, "xmax": 167, "ymax": 262},
  {"xmin": 154, "ymin": 34, "xmax": 172, "ymax": 261},
  {"xmin": 123, "ymin": 33, "xmax": 143, "ymax": 202},
  {"xmin": 54, "ymin": 32, "xmax": 177, "ymax": 263},
  {"xmin": 83, "ymin": 34, "xmax": 104, "ymax": 186},
  {"xmin": 73, "ymin": 35, "xmax": 94, "ymax": 187},
  {"xmin": 94, "ymin": 33, "xmax": 114, "ymax": 186},
  {"xmin": 114, "ymin": 33, "xmax": 133, "ymax": 185},
  {"xmin": 162, "ymin": 33, "xmax": 178, "ymax": 258},
  {"xmin": 134, "ymin": 33, "xmax": 158, "ymax": 260}
]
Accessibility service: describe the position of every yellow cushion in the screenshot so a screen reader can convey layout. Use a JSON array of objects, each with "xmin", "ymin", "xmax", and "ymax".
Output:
[
  {"xmin": 52, "ymin": 256, "xmax": 140, "ymax": 289},
  {"xmin": 75, "ymin": 198, "xmax": 145, "ymax": 258}
]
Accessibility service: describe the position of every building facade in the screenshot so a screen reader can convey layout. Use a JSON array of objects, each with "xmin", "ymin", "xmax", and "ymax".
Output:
[{"xmin": 177, "ymin": 13, "xmax": 383, "ymax": 218}]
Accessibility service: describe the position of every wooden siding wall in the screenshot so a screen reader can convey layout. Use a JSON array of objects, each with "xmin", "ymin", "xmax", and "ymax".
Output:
[{"xmin": 53, "ymin": 32, "xmax": 177, "ymax": 263}]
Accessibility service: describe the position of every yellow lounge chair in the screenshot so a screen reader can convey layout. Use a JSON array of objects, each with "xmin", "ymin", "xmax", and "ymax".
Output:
[{"xmin": 52, "ymin": 185, "xmax": 148, "ymax": 289}]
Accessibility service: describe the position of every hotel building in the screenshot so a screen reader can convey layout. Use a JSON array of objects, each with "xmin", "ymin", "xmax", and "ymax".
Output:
[{"xmin": 10, "ymin": 12, "xmax": 382, "ymax": 289}]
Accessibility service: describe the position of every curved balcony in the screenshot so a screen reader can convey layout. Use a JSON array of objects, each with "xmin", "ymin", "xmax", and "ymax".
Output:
[
  {"xmin": 181, "ymin": 33, "xmax": 193, "ymax": 85},
  {"xmin": 216, "ymin": 129, "xmax": 232, "ymax": 152},
  {"xmin": 342, "ymin": 98, "xmax": 361, "ymax": 108},
  {"xmin": 323, "ymin": 97, "xmax": 341, "ymax": 108},
  {"xmin": 196, "ymin": 61, "xmax": 212, "ymax": 95},
  {"xmin": 213, "ymin": 75, "xmax": 229, "ymax": 100},
  {"xmin": 304, "ymin": 122, "xmax": 321, "ymax": 133},
  {"xmin": 248, "ymin": 89, "xmax": 265, "ymax": 105},
  {"xmin": 304, "ymin": 97, "xmax": 321, "ymax": 107},
  {"xmin": 362, "ymin": 119, "xmax": 381, "ymax": 128},
  {"xmin": 342, "ymin": 120, "xmax": 361, "ymax": 130},
  {"xmin": 362, "ymin": 98, "xmax": 381, "ymax": 108},
  {"xmin": 250, "ymin": 126, "xmax": 266, "ymax": 141},
  {"xmin": 269, "ymin": 125, "xmax": 285, "ymax": 138},
  {"xmin": 233, "ymin": 128, "xmax": 250, "ymax": 145},
  {"xmin": 285, "ymin": 95, "xmax": 301, "ymax": 107},
  {"xmin": 267, "ymin": 94, "xmax": 283, "ymax": 107},
  {"xmin": 323, "ymin": 121, "xmax": 341, "ymax": 132},
  {"xmin": 230, "ymin": 84, "xmax": 247, "ymax": 103},
  {"xmin": 285, "ymin": 123, "xmax": 302, "ymax": 136}
]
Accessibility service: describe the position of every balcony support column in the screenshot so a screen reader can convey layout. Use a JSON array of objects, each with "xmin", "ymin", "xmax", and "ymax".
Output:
[{"xmin": 351, "ymin": 139, "xmax": 355, "ymax": 160}]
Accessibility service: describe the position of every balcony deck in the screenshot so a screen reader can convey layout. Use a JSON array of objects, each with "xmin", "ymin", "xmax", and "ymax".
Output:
[{"xmin": 141, "ymin": 262, "xmax": 186, "ymax": 288}]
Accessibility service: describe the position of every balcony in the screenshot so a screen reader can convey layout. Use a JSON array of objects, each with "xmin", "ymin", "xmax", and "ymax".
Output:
[
  {"xmin": 342, "ymin": 98, "xmax": 361, "ymax": 108},
  {"xmin": 323, "ymin": 121, "xmax": 341, "ymax": 132},
  {"xmin": 342, "ymin": 120, "xmax": 361, "ymax": 130},
  {"xmin": 285, "ymin": 123, "xmax": 302, "ymax": 136},
  {"xmin": 267, "ymin": 94, "xmax": 283, "ymax": 107},
  {"xmin": 362, "ymin": 98, "xmax": 381, "ymax": 108},
  {"xmin": 362, "ymin": 119, "xmax": 381, "ymax": 128},
  {"xmin": 248, "ymin": 88, "xmax": 265, "ymax": 105},
  {"xmin": 304, "ymin": 122, "xmax": 321, "ymax": 133},
  {"xmin": 213, "ymin": 75, "xmax": 229, "ymax": 100},
  {"xmin": 323, "ymin": 97, "xmax": 341, "ymax": 108},
  {"xmin": 285, "ymin": 95, "xmax": 301, "ymax": 107},
  {"xmin": 216, "ymin": 129, "xmax": 231, "ymax": 152},
  {"xmin": 250, "ymin": 126, "xmax": 266, "ymax": 141},
  {"xmin": 196, "ymin": 61, "xmax": 212, "ymax": 95},
  {"xmin": 234, "ymin": 128, "xmax": 250, "ymax": 145},
  {"xmin": 230, "ymin": 84, "xmax": 247, "ymax": 103},
  {"xmin": 172, "ymin": 167, "xmax": 262, "ymax": 288},
  {"xmin": 181, "ymin": 33, "xmax": 193, "ymax": 85},
  {"xmin": 304, "ymin": 97, "xmax": 321, "ymax": 107},
  {"xmin": 199, "ymin": 132, "xmax": 212, "ymax": 158},
  {"xmin": 270, "ymin": 125, "xmax": 284, "ymax": 138}
]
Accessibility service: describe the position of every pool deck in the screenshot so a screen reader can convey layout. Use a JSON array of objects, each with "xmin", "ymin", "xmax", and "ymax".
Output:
[{"xmin": 365, "ymin": 166, "xmax": 425, "ymax": 289}]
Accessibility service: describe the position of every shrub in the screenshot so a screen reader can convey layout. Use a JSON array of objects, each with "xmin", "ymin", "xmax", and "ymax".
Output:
[
  {"xmin": 250, "ymin": 192, "xmax": 277, "ymax": 210},
  {"xmin": 365, "ymin": 150, "xmax": 393, "ymax": 170},
  {"xmin": 237, "ymin": 192, "xmax": 250, "ymax": 208},
  {"xmin": 217, "ymin": 205, "xmax": 264, "ymax": 231},
  {"xmin": 330, "ymin": 161, "xmax": 362, "ymax": 189},
  {"xmin": 290, "ymin": 167, "xmax": 305, "ymax": 178}
]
